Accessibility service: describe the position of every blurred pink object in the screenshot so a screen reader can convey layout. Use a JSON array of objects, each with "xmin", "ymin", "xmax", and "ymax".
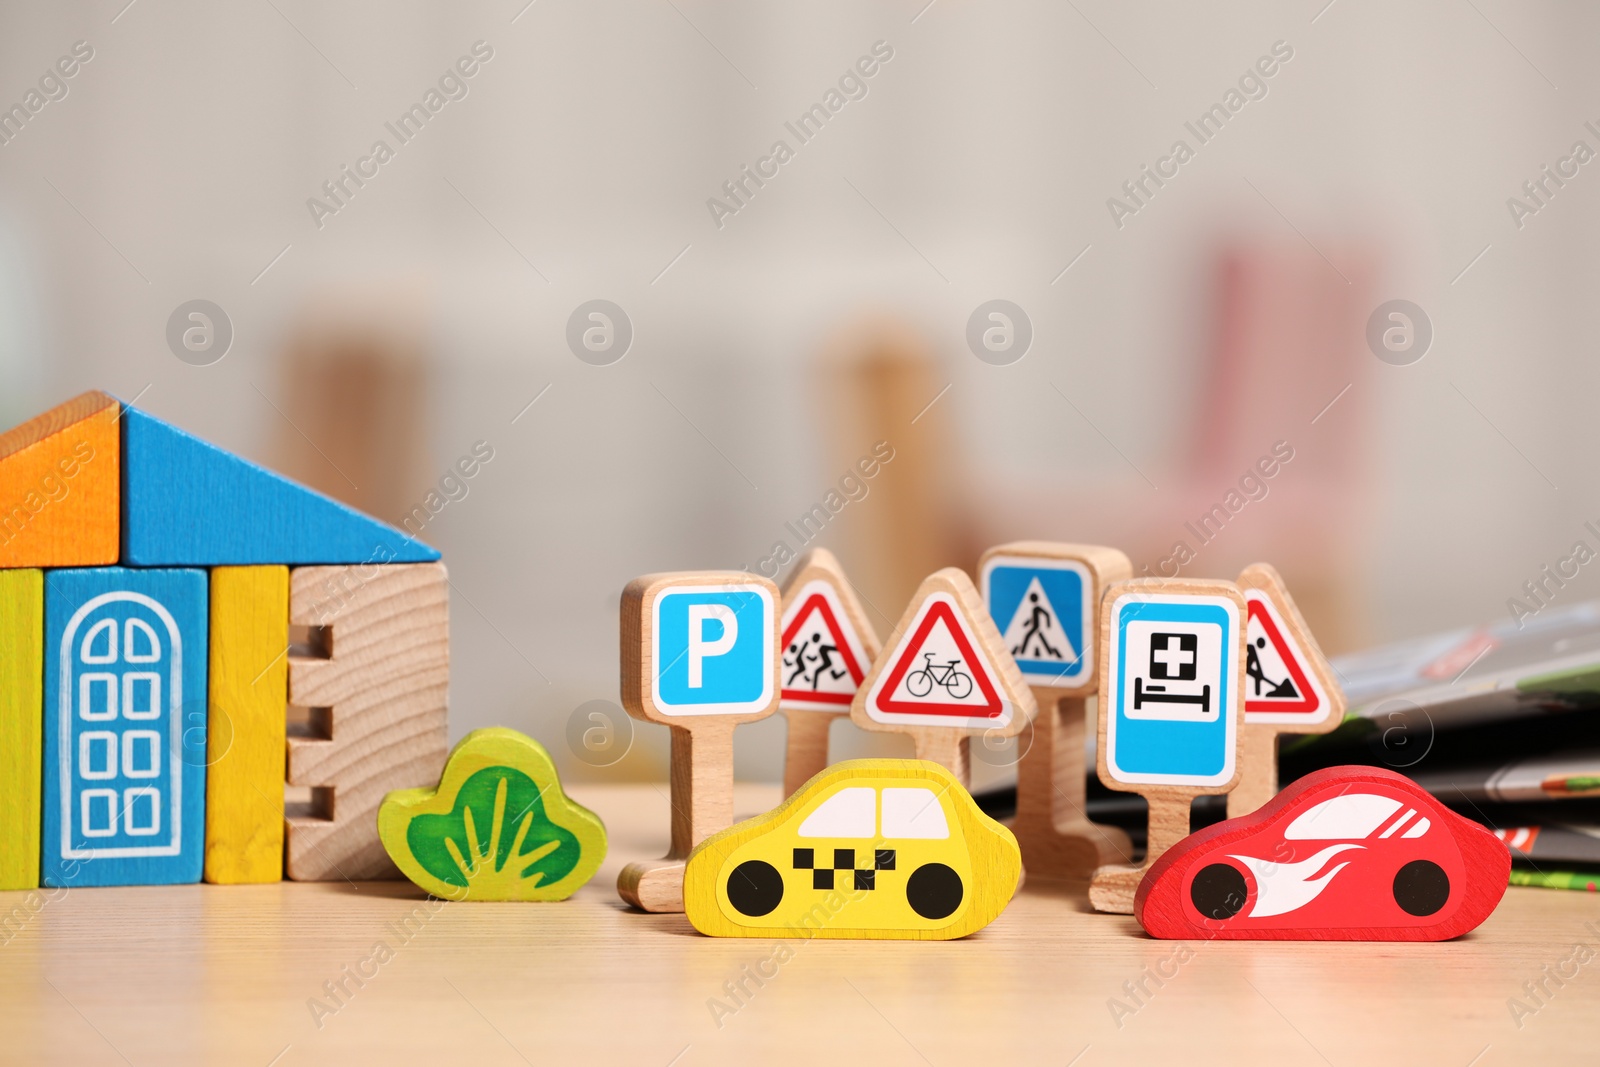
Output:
[{"xmin": 975, "ymin": 241, "xmax": 1377, "ymax": 652}]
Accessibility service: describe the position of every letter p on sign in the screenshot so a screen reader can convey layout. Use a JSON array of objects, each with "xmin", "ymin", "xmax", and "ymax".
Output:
[
  {"xmin": 688, "ymin": 604, "xmax": 737, "ymax": 687},
  {"xmin": 652, "ymin": 584, "xmax": 774, "ymax": 715}
]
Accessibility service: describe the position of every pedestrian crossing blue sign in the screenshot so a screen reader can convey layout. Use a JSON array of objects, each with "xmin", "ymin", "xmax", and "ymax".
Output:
[
  {"xmin": 1103, "ymin": 593, "xmax": 1239, "ymax": 787},
  {"xmin": 652, "ymin": 583, "xmax": 775, "ymax": 715},
  {"xmin": 980, "ymin": 556, "xmax": 1092, "ymax": 688}
]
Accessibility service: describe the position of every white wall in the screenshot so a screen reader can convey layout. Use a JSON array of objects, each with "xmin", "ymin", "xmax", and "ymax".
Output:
[{"xmin": 2, "ymin": 0, "xmax": 1595, "ymax": 781}]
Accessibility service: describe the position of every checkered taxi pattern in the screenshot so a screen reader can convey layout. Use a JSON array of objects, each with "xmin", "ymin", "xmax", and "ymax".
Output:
[{"xmin": 793, "ymin": 847, "xmax": 895, "ymax": 891}]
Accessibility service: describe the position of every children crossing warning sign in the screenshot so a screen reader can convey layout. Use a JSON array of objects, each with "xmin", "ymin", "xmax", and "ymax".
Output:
[
  {"xmin": 861, "ymin": 584, "xmax": 1024, "ymax": 731},
  {"xmin": 1244, "ymin": 588, "xmax": 1331, "ymax": 725},
  {"xmin": 780, "ymin": 580, "xmax": 871, "ymax": 711}
]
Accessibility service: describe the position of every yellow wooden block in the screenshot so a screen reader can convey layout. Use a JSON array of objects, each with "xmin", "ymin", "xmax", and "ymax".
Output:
[
  {"xmin": 0, "ymin": 569, "xmax": 42, "ymax": 890},
  {"xmin": 204, "ymin": 565, "xmax": 288, "ymax": 884},
  {"xmin": 0, "ymin": 391, "xmax": 119, "ymax": 567},
  {"xmin": 684, "ymin": 759, "xmax": 1021, "ymax": 940},
  {"xmin": 379, "ymin": 728, "xmax": 607, "ymax": 901}
]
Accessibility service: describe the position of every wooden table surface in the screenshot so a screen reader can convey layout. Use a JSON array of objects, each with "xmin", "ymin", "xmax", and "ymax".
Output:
[{"xmin": 2, "ymin": 783, "xmax": 1597, "ymax": 1065}]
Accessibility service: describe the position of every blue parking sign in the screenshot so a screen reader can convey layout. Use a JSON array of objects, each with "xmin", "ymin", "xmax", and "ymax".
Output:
[
  {"xmin": 1103, "ymin": 593, "xmax": 1239, "ymax": 787},
  {"xmin": 653, "ymin": 584, "xmax": 775, "ymax": 715},
  {"xmin": 980, "ymin": 556, "xmax": 1092, "ymax": 688}
]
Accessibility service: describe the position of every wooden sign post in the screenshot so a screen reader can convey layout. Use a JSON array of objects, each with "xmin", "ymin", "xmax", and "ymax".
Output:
[
  {"xmin": 1228, "ymin": 562, "xmax": 1346, "ymax": 818},
  {"xmin": 1090, "ymin": 578, "xmax": 1246, "ymax": 914},
  {"xmin": 979, "ymin": 542, "xmax": 1134, "ymax": 881},
  {"xmin": 776, "ymin": 549, "xmax": 880, "ymax": 798},
  {"xmin": 617, "ymin": 572, "xmax": 779, "ymax": 913},
  {"xmin": 852, "ymin": 568, "xmax": 1035, "ymax": 788}
]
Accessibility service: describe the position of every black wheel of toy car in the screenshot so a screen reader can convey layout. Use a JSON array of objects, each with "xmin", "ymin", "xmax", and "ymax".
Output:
[
  {"xmin": 727, "ymin": 860, "xmax": 784, "ymax": 917},
  {"xmin": 1190, "ymin": 862, "xmax": 1248, "ymax": 920},
  {"xmin": 1393, "ymin": 859, "xmax": 1450, "ymax": 917},
  {"xmin": 906, "ymin": 863, "xmax": 963, "ymax": 920}
]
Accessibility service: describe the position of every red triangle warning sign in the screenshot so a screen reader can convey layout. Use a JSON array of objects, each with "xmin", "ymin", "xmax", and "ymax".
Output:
[
  {"xmin": 1244, "ymin": 593, "xmax": 1321, "ymax": 717},
  {"xmin": 856, "ymin": 569, "xmax": 1031, "ymax": 732},
  {"xmin": 780, "ymin": 582, "xmax": 871, "ymax": 710},
  {"xmin": 1239, "ymin": 564, "xmax": 1343, "ymax": 729}
]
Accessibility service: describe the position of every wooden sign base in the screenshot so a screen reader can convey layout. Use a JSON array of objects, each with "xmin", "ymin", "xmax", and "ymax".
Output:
[
  {"xmin": 775, "ymin": 547, "xmax": 880, "ymax": 799},
  {"xmin": 618, "ymin": 723, "xmax": 735, "ymax": 913},
  {"xmin": 1226, "ymin": 725, "xmax": 1281, "ymax": 818},
  {"xmin": 1088, "ymin": 791, "xmax": 1194, "ymax": 914},
  {"xmin": 909, "ymin": 729, "xmax": 971, "ymax": 787},
  {"xmin": 852, "ymin": 567, "xmax": 1034, "ymax": 795},
  {"xmin": 780, "ymin": 710, "xmax": 840, "ymax": 799},
  {"xmin": 1012, "ymin": 693, "xmax": 1133, "ymax": 882},
  {"xmin": 1228, "ymin": 563, "xmax": 1347, "ymax": 819}
]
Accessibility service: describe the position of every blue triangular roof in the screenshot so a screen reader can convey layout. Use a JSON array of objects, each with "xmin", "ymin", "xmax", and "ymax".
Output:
[{"xmin": 120, "ymin": 403, "xmax": 441, "ymax": 566}]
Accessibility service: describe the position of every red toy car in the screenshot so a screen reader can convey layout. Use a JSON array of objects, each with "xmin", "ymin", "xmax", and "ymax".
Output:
[{"xmin": 1136, "ymin": 766, "xmax": 1510, "ymax": 941}]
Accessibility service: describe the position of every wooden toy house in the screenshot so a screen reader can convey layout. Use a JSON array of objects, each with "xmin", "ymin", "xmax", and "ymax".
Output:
[{"xmin": 0, "ymin": 391, "xmax": 448, "ymax": 889}]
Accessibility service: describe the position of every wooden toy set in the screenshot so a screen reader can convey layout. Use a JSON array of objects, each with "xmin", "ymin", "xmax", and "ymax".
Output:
[
  {"xmin": 0, "ymin": 391, "xmax": 1508, "ymax": 940},
  {"xmin": 616, "ymin": 547, "xmax": 1510, "ymax": 942}
]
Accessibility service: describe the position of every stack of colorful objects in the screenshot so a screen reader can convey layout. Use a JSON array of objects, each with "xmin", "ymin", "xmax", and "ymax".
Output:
[{"xmin": 0, "ymin": 391, "xmax": 447, "ymax": 890}]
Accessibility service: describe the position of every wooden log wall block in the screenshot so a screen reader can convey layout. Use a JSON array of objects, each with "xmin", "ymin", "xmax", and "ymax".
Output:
[
  {"xmin": 0, "ymin": 569, "xmax": 43, "ymax": 889},
  {"xmin": 204, "ymin": 566, "xmax": 289, "ymax": 884},
  {"xmin": 285, "ymin": 562, "xmax": 449, "ymax": 881}
]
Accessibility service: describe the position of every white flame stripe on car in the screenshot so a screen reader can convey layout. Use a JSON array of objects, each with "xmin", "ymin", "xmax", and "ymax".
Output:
[{"xmin": 1230, "ymin": 844, "xmax": 1364, "ymax": 918}]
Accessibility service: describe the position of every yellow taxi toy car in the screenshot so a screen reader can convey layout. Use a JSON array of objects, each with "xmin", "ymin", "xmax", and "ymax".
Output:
[{"xmin": 684, "ymin": 759, "xmax": 1022, "ymax": 940}]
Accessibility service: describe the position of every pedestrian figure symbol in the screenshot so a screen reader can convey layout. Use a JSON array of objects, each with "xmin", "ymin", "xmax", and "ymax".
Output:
[
  {"xmin": 995, "ymin": 575, "xmax": 1079, "ymax": 674},
  {"xmin": 1011, "ymin": 592, "xmax": 1062, "ymax": 660}
]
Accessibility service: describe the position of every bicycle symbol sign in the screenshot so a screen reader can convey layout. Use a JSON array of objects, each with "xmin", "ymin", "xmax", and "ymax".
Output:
[
  {"xmin": 905, "ymin": 653, "xmax": 973, "ymax": 700},
  {"xmin": 863, "ymin": 592, "xmax": 1009, "ymax": 730}
]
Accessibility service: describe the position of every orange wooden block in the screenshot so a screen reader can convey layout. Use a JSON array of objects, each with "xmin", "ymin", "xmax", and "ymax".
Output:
[{"xmin": 0, "ymin": 391, "xmax": 119, "ymax": 568}]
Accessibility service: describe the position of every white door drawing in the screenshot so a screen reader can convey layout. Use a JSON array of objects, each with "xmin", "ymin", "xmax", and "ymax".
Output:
[{"xmin": 59, "ymin": 592, "xmax": 184, "ymax": 860}]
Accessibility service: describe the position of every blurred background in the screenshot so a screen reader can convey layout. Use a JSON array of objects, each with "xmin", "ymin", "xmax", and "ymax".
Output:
[{"xmin": 2, "ymin": 0, "xmax": 1597, "ymax": 788}]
